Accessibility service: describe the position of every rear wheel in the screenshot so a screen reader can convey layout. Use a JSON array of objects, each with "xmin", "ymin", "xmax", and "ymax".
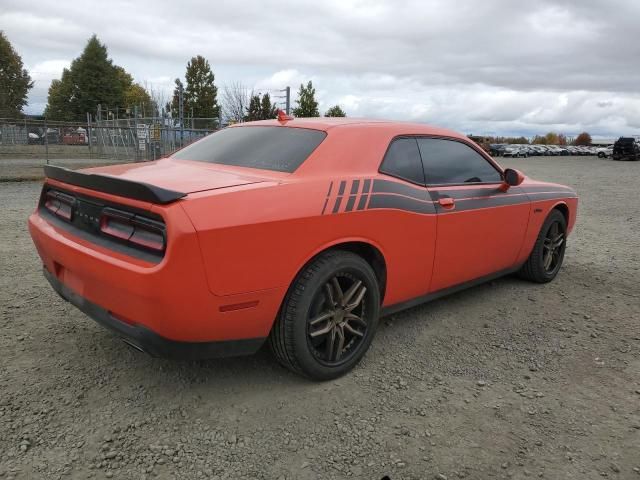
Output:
[
  {"xmin": 519, "ymin": 209, "xmax": 567, "ymax": 283},
  {"xmin": 269, "ymin": 250, "xmax": 380, "ymax": 380}
]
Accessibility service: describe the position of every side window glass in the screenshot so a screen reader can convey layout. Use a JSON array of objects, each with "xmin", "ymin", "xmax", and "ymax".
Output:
[
  {"xmin": 379, "ymin": 138, "xmax": 425, "ymax": 185},
  {"xmin": 417, "ymin": 138, "xmax": 502, "ymax": 184}
]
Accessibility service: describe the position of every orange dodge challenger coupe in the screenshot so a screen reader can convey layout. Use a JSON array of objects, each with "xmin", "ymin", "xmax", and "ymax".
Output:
[{"xmin": 29, "ymin": 116, "xmax": 578, "ymax": 379}]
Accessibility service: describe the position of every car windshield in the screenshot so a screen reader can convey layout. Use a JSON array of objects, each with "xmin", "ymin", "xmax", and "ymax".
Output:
[{"xmin": 170, "ymin": 126, "xmax": 327, "ymax": 173}]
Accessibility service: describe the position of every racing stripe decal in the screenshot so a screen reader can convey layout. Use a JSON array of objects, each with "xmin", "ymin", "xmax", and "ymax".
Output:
[
  {"xmin": 322, "ymin": 179, "xmax": 575, "ymax": 215},
  {"xmin": 332, "ymin": 180, "xmax": 347, "ymax": 214},
  {"xmin": 345, "ymin": 179, "xmax": 360, "ymax": 212},
  {"xmin": 357, "ymin": 179, "xmax": 372, "ymax": 211},
  {"xmin": 321, "ymin": 181, "xmax": 334, "ymax": 215}
]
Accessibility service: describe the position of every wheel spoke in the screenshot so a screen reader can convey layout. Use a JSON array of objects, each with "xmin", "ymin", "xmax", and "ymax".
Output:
[
  {"xmin": 310, "ymin": 321, "xmax": 334, "ymax": 338},
  {"xmin": 341, "ymin": 280, "xmax": 363, "ymax": 307},
  {"xmin": 331, "ymin": 277, "xmax": 344, "ymax": 305},
  {"xmin": 333, "ymin": 326, "xmax": 345, "ymax": 361},
  {"xmin": 543, "ymin": 250, "xmax": 553, "ymax": 270},
  {"xmin": 553, "ymin": 234, "xmax": 564, "ymax": 249},
  {"xmin": 345, "ymin": 286, "xmax": 367, "ymax": 312},
  {"xmin": 343, "ymin": 322, "xmax": 365, "ymax": 337},
  {"xmin": 325, "ymin": 327, "xmax": 336, "ymax": 358},
  {"xmin": 345, "ymin": 313, "xmax": 367, "ymax": 326},
  {"xmin": 324, "ymin": 283, "xmax": 336, "ymax": 307},
  {"xmin": 309, "ymin": 310, "xmax": 334, "ymax": 326}
]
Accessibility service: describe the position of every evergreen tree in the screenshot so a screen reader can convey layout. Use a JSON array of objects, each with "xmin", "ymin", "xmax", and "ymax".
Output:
[
  {"xmin": 184, "ymin": 55, "xmax": 220, "ymax": 120},
  {"xmin": 170, "ymin": 78, "xmax": 184, "ymax": 119},
  {"xmin": 292, "ymin": 81, "xmax": 319, "ymax": 117},
  {"xmin": 244, "ymin": 94, "xmax": 262, "ymax": 121},
  {"xmin": 260, "ymin": 93, "xmax": 277, "ymax": 120},
  {"xmin": 44, "ymin": 35, "xmax": 126, "ymax": 120},
  {"xmin": 0, "ymin": 31, "xmax": 33, "ymax": 117},
  {"xmin": 325, "ymin": 105, "xmax": 346, "ymax": 117}
]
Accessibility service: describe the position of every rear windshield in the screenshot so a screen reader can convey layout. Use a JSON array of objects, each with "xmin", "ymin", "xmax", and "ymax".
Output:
[{"xmin": 170, "ymin": 126, "xmax": 327, "ymax": 173}]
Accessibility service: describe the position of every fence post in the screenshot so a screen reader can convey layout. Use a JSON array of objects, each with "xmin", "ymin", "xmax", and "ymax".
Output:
[
  {"xmin": 86, "ymin": 112, "xmax": 92, "ymax": 159},
  {"xmin": 44, "ymin": 117, "xmax": 49, "ymax": 165}
]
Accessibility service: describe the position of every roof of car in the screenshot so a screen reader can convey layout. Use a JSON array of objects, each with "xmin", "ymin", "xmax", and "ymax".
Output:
[{"xmin": 231, "ymin": 117, "xmax": 465, "ymax": 139}]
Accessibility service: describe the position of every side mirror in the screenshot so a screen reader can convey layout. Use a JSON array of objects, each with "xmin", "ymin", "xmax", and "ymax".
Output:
[{"xmin": 501, "ymin": 168, "xmax": 525, "ymax": 190}]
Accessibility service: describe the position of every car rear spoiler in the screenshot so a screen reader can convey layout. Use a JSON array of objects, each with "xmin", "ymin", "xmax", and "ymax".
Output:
[{"xmin": 44, "ymin": 165, "xmax": 187, "ymax": 204}]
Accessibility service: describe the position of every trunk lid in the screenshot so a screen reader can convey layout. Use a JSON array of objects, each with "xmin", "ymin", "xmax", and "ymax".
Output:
[{"xmin": 80, "ymin": 158, "xmax": 269, "ymax": 194}]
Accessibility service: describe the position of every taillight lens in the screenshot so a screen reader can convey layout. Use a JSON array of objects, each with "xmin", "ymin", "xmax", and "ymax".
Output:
[
  {"xmin": 100, "ymin": 208, "xmax": 165, "ymax": 252},
  {"xmin": 44, "ymin": 190, "xmax": 75, "ymax": 220}
]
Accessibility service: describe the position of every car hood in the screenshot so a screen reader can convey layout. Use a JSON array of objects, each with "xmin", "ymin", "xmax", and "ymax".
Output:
[{"xmin": 81, "ymin": 158, "xmax": 273, "ymax": 194}]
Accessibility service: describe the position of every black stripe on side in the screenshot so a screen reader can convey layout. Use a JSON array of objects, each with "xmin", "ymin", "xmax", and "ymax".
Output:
[
  {"xmin": 368, "ymin": 194, "xmax": 436, "ymax": 215},
  {"xmin": 372, "ymin": 179, "xmax": 427, "ymax": 201},
  {"xmin": 345, "ymin": 179, "xmax": 360, "ymax": 212},
  {"xmin": 356, "ymin": 194, "xmax": 368, "ymax": 210},
  {"xmin": 429, "ymin": 187, "xmax": 503, "ymax": 201},
  {"xmin": 435, "ymin": 194, "xmax": 529, "ymax": 213},
  {"xmin": 321, "ymin": 181, "xmax": 334, "ymax": 215},
  {"xmin": 332, "ymin": 180, "xmax": 347, "ymax": 213},
  {"xmin": 521, "ymin": 185, "xmax": 576, "ymax": 194},
  {"xmin": 362, "ymin": 179, "xmax": 371, "ymax": 194},
  {"xmin": 527, "ymin": 192, "xmax": 578, "ymax": 201}
]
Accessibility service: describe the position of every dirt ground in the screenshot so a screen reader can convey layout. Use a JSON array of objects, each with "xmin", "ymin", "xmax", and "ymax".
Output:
[{"xmin": 0, "ymin": 156, "xmax": 638, "ymax": 480}]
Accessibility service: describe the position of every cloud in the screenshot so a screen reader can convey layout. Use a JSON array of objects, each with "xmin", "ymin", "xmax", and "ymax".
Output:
[{"xmin": 2, "ymin": 0, "xmax": 639, "ymax": 136}]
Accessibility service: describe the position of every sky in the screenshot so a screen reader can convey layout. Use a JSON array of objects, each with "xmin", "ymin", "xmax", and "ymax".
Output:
[{"xmin": 2, "ymin": 0, "xmax": 640, "ymax": 138}]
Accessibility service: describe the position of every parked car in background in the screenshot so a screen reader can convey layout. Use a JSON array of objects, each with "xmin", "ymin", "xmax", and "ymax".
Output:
[
  {"xmin": 613, "ymin": 137, "xmax": 640, "ymax": 161},
  {"xmin": 503, "ymin": 145, "xmax": 528, "ymax": 157},
  {"xmin": 597, "ymin": 146, "xmax": 613, "ymax": 158},
  {"xmin": 490, "ymin": 144, "xmax": 507, "ymax": 157}
]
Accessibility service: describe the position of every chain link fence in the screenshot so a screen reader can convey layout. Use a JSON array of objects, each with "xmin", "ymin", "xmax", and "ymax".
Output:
[{"xmin": 0, "ymin": 117, "xmax": 217, "ymax": 180}]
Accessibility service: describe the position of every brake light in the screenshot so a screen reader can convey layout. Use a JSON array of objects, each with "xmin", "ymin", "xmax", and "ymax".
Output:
[
  {"xmin": 44, "ymin": 190, "xmax": 75, "ymax": 220},
  {"xmin": 100, "ymin": 208, "xmax": 165, "ymax": 252}
]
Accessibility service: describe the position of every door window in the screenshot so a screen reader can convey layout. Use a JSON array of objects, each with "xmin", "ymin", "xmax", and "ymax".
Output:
[{"xmin": 418, "ymin": 138, "xmax": 502, "ymax": 185}]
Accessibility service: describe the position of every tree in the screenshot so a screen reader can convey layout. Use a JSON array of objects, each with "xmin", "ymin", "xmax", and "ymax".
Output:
[
  {"xmin": 44, "ymin": 35, "xmax": 125, "ymax": 121},
  {"xmin": 544, "ymin": 132, "xmax": 559, "ymax": 145},
  {"xmin": 221, "ymin": 81, "xmax": 250, "ymax": 124},
  {"xmin": 260, "ymin": 93, "xmax": 277, "ymax": 120},
  {"xmin": 325, "ymin": 105, "xmax": 346, "ymax": 117},
  {"xmin": 123, "ymin": 83, "xmax": 154, "ymax": 116},
  {"xmin": 0, "ymin": 31, "xmax": 33, "ymax": 117},
  {"xmin": 558, "ymin": 133, "xmax": 567, "ymax": 146},
  {"xmin": 170, "ymin": 78, "xmax": 184, "ymax": 119},
  {"xmin": 574, "ymin": 132, "xmax": 592, "ymax": 146},
  {"xmin": 292, "ymin": 81, "xmax": 319, "ymax": 117},
  {"xmin": 244, "ymin": 94, "xmax": 262, "ymax": 121},
  {"xmin": 183, "ymin": 55, "xmax": 220, "ymax": 121}
]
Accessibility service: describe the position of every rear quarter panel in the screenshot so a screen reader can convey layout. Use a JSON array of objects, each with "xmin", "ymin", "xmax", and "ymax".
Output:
[{"xmin": 181, "ymin": 178, "xmax": 437, "ymax": 307}]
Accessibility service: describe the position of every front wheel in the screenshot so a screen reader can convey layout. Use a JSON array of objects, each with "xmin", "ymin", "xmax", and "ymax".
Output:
[
  {"xmin": 269, "ymin": 250, "xmax": 380, "ymax": 380},
  {"xmin": 518, "ymin": 209, "xmax": 567, "ymax": 283},
  {"xmin": 598, "ymin": 152, "xmax": 605, "ymax": 158}
]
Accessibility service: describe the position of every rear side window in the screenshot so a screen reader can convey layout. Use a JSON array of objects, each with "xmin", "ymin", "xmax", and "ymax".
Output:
[
  {"xmin": 418, "ymin": 138, "xmax": 502, "ymax": 185},
  {"xmin": 171, "ymin": 126, "xmax": 326, "ymax": 173},
  {"xmin": 379, "ymin": 137, "xmax": 425, "ymax": 185}
]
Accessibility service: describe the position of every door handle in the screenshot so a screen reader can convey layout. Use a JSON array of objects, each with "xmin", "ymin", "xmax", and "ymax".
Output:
[{"xmin": 438, "ymin": 197, "xmax": 455, "ymax": 208}]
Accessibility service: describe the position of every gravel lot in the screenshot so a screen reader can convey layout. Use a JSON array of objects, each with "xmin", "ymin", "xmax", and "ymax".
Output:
[{"xmin": 1, "ymin": 156, "xmax": 639, "ymax": 480}]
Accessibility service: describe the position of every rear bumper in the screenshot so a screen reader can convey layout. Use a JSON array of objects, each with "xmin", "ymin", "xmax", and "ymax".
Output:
[{"xmin": 44, "ymin": 268, "xmax": 265, "ymax": 359}]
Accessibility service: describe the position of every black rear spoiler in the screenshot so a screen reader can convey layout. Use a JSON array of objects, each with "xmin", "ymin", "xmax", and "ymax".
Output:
[{"xmin": 44, "ymin": 165, "xmax": 187, "ymax": 204}]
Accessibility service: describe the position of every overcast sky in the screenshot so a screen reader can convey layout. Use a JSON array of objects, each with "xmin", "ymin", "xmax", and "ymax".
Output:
[{"xmin": 2, "ymin": 0, "xmax": 640, "ymax": 137}]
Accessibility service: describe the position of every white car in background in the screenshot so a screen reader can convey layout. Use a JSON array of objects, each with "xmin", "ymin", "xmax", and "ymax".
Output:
[{"xmin": 597, "ymin": 146, "xmax": 613, "ymax": 158}]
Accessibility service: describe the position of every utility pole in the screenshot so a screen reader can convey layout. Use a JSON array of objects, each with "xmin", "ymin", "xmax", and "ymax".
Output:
[
  {"xmin": 285, "ymin": 86, "xmax": 291, "ymax": 115},
  {"xmin": 178, "ymin": 81, "xmax": 185, "ymax": 147}
]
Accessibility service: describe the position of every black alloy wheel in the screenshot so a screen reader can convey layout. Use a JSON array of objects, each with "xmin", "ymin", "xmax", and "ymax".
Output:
[
  {"xmin": 307, "ymin": 273, "xmax": 369, "ymax": 366},
  {"xmin": 269, "ymin": 250, "xmax": 380, "ymax": 380},
  {"xmin": 518, "ymin": 209, "xmax": 567, "ymax": 283}
]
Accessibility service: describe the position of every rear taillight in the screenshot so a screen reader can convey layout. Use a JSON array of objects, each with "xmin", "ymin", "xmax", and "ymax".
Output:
[
  {"xmin": 44, "ymin": 190, "xmax": 75, "ymax": 220},
  {"xmin": 100, "ymin": 208, "xmax": 165, "ymax": 252}
]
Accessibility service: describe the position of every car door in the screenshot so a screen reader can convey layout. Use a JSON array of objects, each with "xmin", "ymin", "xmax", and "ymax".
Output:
[
  {"xmin": 376, "ymin": 137, "xmax": 438, "ymax": 304},
  {"xmin": 417, "ymin": 137, "xmax": 530, "ymax": 292}
]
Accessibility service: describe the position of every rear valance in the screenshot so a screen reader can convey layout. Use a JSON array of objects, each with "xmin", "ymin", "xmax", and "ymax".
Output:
[{"xmin": 44, "ymin": 165, "xmax": 186, "ymax": 204}]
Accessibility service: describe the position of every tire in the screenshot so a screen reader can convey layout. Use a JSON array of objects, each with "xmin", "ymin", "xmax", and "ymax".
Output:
[
  {"xmin": 598, "ymin": 152, "xmax": 605, "ymax": 158},
  {"xmin": 269, "ymin": 250, "xmax": 381, "ymax": 380},
  {"xmin": 518, "ymin": 209, "xmax": 567, "ymax": 283}
]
